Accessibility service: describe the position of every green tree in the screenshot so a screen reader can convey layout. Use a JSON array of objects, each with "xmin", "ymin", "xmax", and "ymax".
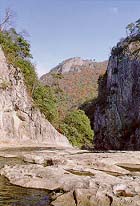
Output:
[
  {"xmin": 0, "ymin": 25, "xmax": 94, "ymax": 146},
  {"xmin": 126, "ymin": 18, "xmax": 140, "ymax": 36},
  {"xmin": 136, "ymin": 18, "xmax": 140, "ymax": 33},
  {"xmin": 33, "ymin": 84, "xmax": 59, "ymax": 126},
  {"xmin": 0, "ymin": 29, "xmax": 35, "ymax": 93},
  {"xmin": 0, "ymin": 28, "xmax": 59, "ymax": 126},
  {"xmin": 126, "ymin": 23, "xmax": 135, "ymax": 36},
  {"xmin": 60, "ymin": 110, "xmax": 94, "ymax": 148}
]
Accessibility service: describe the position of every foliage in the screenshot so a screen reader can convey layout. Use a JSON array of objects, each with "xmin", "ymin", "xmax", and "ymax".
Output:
[
  {"xmin": 0, "ymin": 29, "xmax": 58, "ymax": 125},
  {"xmin": 112, "ymin": 19, "xmax": 140, "ymax": 57},
  {"xmin": 60, "ymin": 110, "xmax": 94, "ymax": 147},
  {"xmin": 44, "ymin": 61, "xmax": 107, "ymax": 118},
  {"xmin": 0, "ymin": 29, "xmax": 36, "ymax": 92},
  {"xmin": 126, "ymin": 18, "xmax": 140, "ymax": 36},
  {"xmin": 51, "ymin": 73, "xmax": 64, "ymax": 79},
  {"xmin": 15, "ymin": 58, "xmax": 37, "ymax": 93},
  {"xmin": 33, "ymin": 84, "xmax": 59, "ymax": 125},
  {"xmin": 0, "ymin": 28, "xmax": 32, "ymax": 61},
  {"xmin": 0, "ymin": 27, "xmax": 94, "ymax": 148}
]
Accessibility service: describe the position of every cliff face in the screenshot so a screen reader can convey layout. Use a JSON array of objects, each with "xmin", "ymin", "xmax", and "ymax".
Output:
[
  {"xmin": 94, "ymin": 34, "xmax": 140, "ymax": 150},
  {"xmin": 0, "ymin": 48, "xmax": 70, "ymax": 146},
  {"xmin": 48, "ymin": 57, "xmax": 107, "ymax": 74},
  {"xmin": 41, "ymin": 58, "xmax": 107, "ymax": 119},
  {"xmin": 49, "ymin": 57, "xmax": 89, "ymax": 74}
]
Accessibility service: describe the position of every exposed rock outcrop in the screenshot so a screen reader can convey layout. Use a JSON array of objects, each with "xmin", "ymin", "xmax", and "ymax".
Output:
[
  {"xmin": 46, "ymin": 57, "xmax": 107, "ymax": 74},
  {"xmin": 1, "ymin": 147, "xmax": 140, "ymax": 206},
  {"xmin": 94, "ymin": 34, "xmax": 140, "ymax": 150},
  {"xmin": 0, "ymin": 48, "xmax": 70, "ymax": 146}
]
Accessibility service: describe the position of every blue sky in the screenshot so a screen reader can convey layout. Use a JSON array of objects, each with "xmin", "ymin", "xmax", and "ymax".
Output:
[{"xmin": 1, "ymin": 0, "xmax": 140, "ymax": 76}]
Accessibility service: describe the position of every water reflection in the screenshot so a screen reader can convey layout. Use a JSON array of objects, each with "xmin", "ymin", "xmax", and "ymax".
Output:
[
  {"xmin": 0, "ymin": 156, "xmax": 50, "ymax": 206},
  {"xmin": 0, "ymin": 175, "xmax": 50, "ymax": 206}
]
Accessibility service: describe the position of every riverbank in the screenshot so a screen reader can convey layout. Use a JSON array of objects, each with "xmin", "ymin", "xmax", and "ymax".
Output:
[{"xmin": 0, "ymin": 146, "xmax": 140, "ymax": 206}]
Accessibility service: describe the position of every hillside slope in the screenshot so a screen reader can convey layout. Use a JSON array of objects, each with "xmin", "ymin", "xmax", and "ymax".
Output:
[{"xmin": 40, "ymin": 57, "xmax": 107, "ymax": 119}]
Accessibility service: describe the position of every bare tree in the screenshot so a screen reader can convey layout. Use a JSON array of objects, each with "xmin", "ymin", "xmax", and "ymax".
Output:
[{"xmin": 0, "ymin": 8, "xmax": 15, "ymax": 31}]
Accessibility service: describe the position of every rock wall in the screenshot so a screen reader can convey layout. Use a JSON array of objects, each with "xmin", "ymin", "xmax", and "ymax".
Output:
[
  {"xmin": 94, "ymin": 34, "xmax": 140, "ymax": 150},
  {"xmin": 0, "ymin": 48, "xmax": 70, "ymax": 146}
]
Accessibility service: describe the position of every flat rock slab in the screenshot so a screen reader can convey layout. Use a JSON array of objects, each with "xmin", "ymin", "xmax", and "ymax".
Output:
[
  {"xmin": 52, "ymin": 191, "xmax": 76, "ymax": 206},
  {"xmin": 0, "ymin": 147, "xmax": 140, "ymax": 206}
]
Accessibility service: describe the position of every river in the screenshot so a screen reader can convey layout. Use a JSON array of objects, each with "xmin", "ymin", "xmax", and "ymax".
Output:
[{"xmin": 0, "ymin": 156, "xmax": 50, "ymax": 206}]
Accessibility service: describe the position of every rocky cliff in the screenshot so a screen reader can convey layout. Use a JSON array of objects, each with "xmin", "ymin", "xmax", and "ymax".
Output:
[
  {"xmin": 94, "ymin": 34, "xmax": 140, "ymax": 150},
  {"xmin": 0, "ymin": 48, "xmax": 70, "ymax": 146},
  {"xmin": 48, "ymin": 57, "xmax": 106, "ymax": 74}
]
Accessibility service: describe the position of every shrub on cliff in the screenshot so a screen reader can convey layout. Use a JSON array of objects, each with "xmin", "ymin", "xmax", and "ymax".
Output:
[
  {"xmin": 15, "ymin": 58, "xmax": 37, "ymax": 93},
  {"xmin": 126, "ymin": 19, "xmax": 140, "ymax": 36},
  {"xmin": 0, "ymin": 28, "xmax": 94, "ymax": 147},
  {"xmin": 33, "ymin": 84, "xmax": 59, "ymax": 125},
  {"xmin": 60, "ymin": 110, "xmax": 94, "ymax": 147},
  {"xmin": 0, "ymin": 29, "xmax": 36, "ymax": 94},
  {"xmin": 0, "ymin": 29, "xmax": 58, "ymax": 125}
]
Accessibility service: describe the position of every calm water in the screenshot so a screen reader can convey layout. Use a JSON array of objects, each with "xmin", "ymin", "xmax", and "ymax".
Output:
[{"xmin": 0, "ymin": 156, "xmax": 50, "ymax": 206}]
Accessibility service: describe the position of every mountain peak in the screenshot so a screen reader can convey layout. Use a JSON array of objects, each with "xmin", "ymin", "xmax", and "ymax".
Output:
[{"xmin": 50, "ymin": 57, "xmax": 98, "ymax": 74}]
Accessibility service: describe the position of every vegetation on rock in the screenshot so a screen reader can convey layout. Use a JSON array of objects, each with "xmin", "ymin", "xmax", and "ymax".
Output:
[
  {"xmin": 40, "ymin": 59, "xmax": 107, "ymax": 147},
  {"xmin": 0, "ymin": 29, "xmax": 58, "ymax": 124},
  {"xmin": 0, "ymin": 28, "xmax": 35, "ymax": 93},
  {"xmin": 32, "ymin": 84, "xmax": 59, "ymax": 125},
  {"xmin": 0, "ymin": 27, "xmax": 94, "ymax": 148},
  {"xmin": 41, "ymin": 60, "xmax": 107, "ymax": 117},
  {"xmin": 92, "ymin": 19, "xmax": 140, "ymax": 150},
  {"xmin": 126, "ymin": 19, "xmax": 140, "ymax": 36}
]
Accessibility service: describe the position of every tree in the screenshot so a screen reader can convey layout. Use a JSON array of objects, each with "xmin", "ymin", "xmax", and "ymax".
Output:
[
  {"xmin": 126, "ymin": 18, "xmax": 140, "ymax": 36},
  {"xmin": 60, "ymin": 110, "xmax": 94, "ymax": 147},
  {"xmin": 33, "ymin": 84, "xmax": 59, "ymax": 125},
  {"xmin": 0, "ymin": 18, "xmax": 61, "ymax": 128},
  {"xmin": 126, "ymin": 23, "xmax": 135, "ymax": 36},
  {"xmin": 136, "ymin": 18, "xmax": 140, "ymax": 33},
  {"xmin": 0, "ymin": 8, "xmax": 15, "ymax": 31},
  {"xmin": 5, "ymin": 28, "xmax": 32, "ymax": 59}
]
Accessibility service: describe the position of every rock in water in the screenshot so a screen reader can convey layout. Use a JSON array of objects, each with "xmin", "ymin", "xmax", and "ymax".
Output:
[
  {"xmin": 94, "ymin": 34, "xmax": 140, "ymax": 150},
  {"xmin": 0, "ymin": 48, "xmax": 70, "ymax": 147}
]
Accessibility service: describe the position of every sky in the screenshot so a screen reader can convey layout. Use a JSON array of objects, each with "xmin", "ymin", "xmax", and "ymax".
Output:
[{"xmin": 1, "ymin": 0, "xmax": 140, "ymax": 76}]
